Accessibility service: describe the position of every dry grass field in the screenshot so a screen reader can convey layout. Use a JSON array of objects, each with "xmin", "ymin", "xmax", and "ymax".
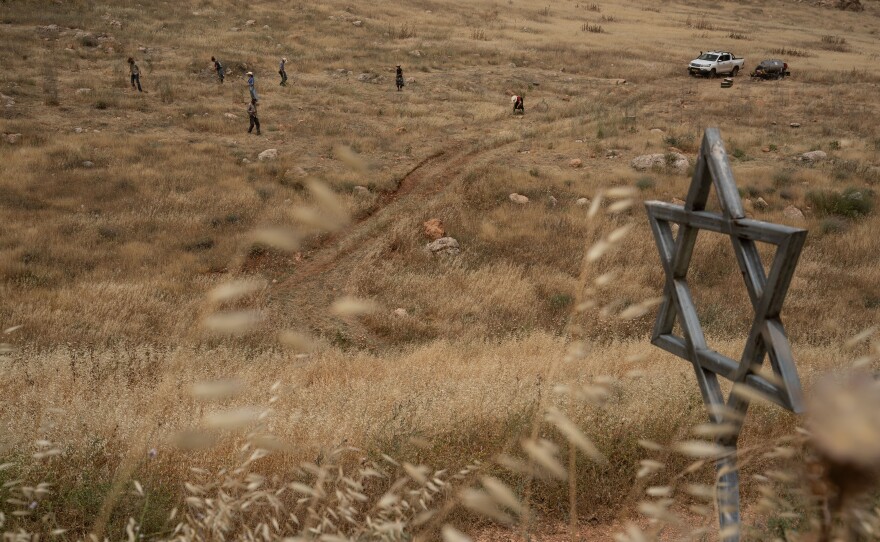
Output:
[{"xmin": 1, "ymin": 0, "xmax": 879, "ymax": 539}]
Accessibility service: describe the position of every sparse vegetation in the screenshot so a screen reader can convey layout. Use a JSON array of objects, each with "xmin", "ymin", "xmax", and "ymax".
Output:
[
  {"xmin": 807, "ymin": 187, "xmax": 874, "ymax": 218},
  {"xmin": 582, "ymin": 23, "xmax": 605, "ymax": 33}
]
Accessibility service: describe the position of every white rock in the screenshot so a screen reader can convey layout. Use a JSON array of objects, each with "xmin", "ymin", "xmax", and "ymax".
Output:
[
  {"xmin": 353, "ymin": 185, "xmax": 370, "ymax": 196},
  {"xmin": 352, "ymin": 20, "xmax": 363, "ymax": 27},
  {"xmin": 783, "ymin": 205, "xmax": 805, "ymax": 220},
  {"xmin": 650, "ymin": 128, "xmax": 665, "ymax": 134},
  {"xmin": 82, "ymin": 160, "xmax": 94, "ymax": 168},
  {"xmin": 224, "ymin": 113, "xmax": 237, "ymax": 119},
  {"xmin": 5, "ymin": 133, "xmax": 22, "ymax": 144},
  {"xmin": 245, "ymin": 19, "xmax": 256, "ymax": 26},
  {"xmin": 426, "ymin": 236, "xmax": 461, "ymax": 256},
  {"xmin": 393, "ymin": 307, "xmax": 407, "ymax": 317},
  {"xmin": 801, "ymin": 150, "xmax": 827, "ymax": 162},
  {"xmin": 630, "ymin": 153, "xmax": 689, "ymax": 174},
  {"xmin": 258, "ymin": 149, "xmax": 278, "ymax": 161},
  {"xmin": 509, "ymin": 193, "xmax": 529, "ymax": 204},
  {"xmin": 576, "ymin": 197, "xmax": 590, "ymax": 206},
  {"xmin": 74, "ymin": 127, "xmax": 83, "ymax": 133},
  {"xmin": 409, "ymin": 50, "xmax": 422, "ymax": 57},
  {"xmin": 75, "ymin": 88, "xmax": 92, "ymax": 95}
]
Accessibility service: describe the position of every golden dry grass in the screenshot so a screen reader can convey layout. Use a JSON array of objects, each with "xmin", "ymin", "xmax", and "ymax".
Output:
[{"xmin": 1, "ymin": 0, "xmax": 880, "ymax": 538}]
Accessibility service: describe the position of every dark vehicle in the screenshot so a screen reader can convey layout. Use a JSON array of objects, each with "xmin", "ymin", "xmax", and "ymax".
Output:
[{"xmin": 751, "ymin": 59, "xmax": 790, "ymax": 80}]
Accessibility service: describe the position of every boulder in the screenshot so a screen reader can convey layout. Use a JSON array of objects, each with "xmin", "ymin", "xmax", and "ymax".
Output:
[
  {"xmin": 353, "ymin": 185, "xmax": 370, "ymax": 196},
  {"xmin": 357, "ymin": 72, "xmax": 379, "ymax": 83},
  {"xmin": 509, "ymin": 193, "xmax": 529, "ymax": 204},
  {"xmin": 801, "ymin": 150, "xmax": 827, "ymax": 162},
  {"xmin": 82, "ymin": 160, "xmax": 94, "ymax": 168},
  {"xmin": 426, "ymin": 237, "xmax": 460, "ymax": 256},
  {"xmin": 783, "ymin": 205, "xmax": 805, "ymax": 220},
  {"xmin": 754, "ymin": 197, "xmax": 769, "ymax": 210},
  {"xmin": 650, "ymin": 128, "xmax": 664, "ymax": 135},
  {"xmin": 1, "ymin": 94, "xmax": 15, "ymax": 107},
  {"xmin": 352, "ymin": 20, "xmax": 363, "ymax": 27},
  {"xmin": 576, "ymin": 197, "xmax": 590, "ymax": 206},
  {"xmin": 224, "ymin": 113, "xmax": 237, "ymax": 119},
  {"xmin": 5, "ymin": 133, "xmax": 22, "ymax": 144},
  {"xmin": 631, "ymin": 153, "xmax": 689, "ymax": 174},
  {"xmin": 423, "ymin": 218, "xmax": 445, "ymax": 240},
  {"xmin": 569, "ymin": 158, "xmax": 583, "ymax": 168},
  {"xmin": 245, "ymin": 19, "xmax": 256, "ymax": 26},
  {"xmin": 790, "ymin": 122, "xmax": 801, "ymax": 128},
  {"xmin": 409, "ymin": 50, "xmax": 423, "ymax": 57},
  {"xmin": 547, "ymin": 195, "xmax": 558, "ymax": 207},
  {"xmin": 258, "ymin": 149, "xmax": 277, "ymax": 161},
  {"xmin": 393, "ymin": 307, "xmax": 407, "ymax": 317}
]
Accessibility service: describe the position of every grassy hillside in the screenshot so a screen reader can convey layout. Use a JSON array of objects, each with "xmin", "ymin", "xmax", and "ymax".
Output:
[{"xmin": 1, "ymin": 0, "xmax": 879, "ymax": 538}]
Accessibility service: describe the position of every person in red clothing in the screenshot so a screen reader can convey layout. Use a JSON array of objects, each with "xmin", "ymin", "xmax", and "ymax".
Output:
[{"xmin": 511, "ymin": 94, "xmax": 524, "ymax": 114}]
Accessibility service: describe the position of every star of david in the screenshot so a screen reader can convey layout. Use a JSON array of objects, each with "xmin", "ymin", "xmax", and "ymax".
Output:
[{"xmin": 644, "ymin": 128, "xmax": 807, "ymax": 445}]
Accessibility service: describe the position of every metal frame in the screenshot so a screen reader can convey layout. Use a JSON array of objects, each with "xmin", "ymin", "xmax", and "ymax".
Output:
[{"xmin": 644, "ymin": 128, "xmax": 807, "ymax": 541}]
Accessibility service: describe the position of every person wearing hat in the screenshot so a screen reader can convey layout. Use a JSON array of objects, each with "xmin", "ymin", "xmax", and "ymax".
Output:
[
  {"xmin": 511, "ymin": 94, "xmax": 524, "ymax": 114},
  {"xmin": 395, "ymin": 65, "xmax": 404, "ymax": 91},
  {"xmin": 247, "ymin": 71, "xmax": 258, "ymax": 100},
  {"xmin": 211, "ymin": 56, "xmax": 224, "ymax": 84},
  {"xmin": 128, "ymin": 57, "xmax": 142, "ymax": 92},
  {"xmin": 247, "ymin": 98, "xmax": 261, "ymax": 135},
  {"xmin": 279, "ymin": 57, "xmax": 288, "ymax": 86}
]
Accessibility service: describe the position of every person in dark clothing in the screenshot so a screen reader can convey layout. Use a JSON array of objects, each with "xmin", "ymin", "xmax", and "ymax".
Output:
[
  {"xmin": 511, "ymin": 95, "xmax": 524, "ymax": 114},
  {"xmin": 128, "ymin": 57, "xmax": 142, "ymax": 92},
  {"xmin": 279, "ymin": 57, "xmax": 288, "ymax": 86},
  {"xmin": 212, "ymin": 56, "xmax": 224, "ymax": 83},
  {"xmin": 247, "ymin": 98, "xmax": 261, "ymax": 135},
  {"xmin": 395, "ymin": 65, "xmax": 404, "ymax": 91}
]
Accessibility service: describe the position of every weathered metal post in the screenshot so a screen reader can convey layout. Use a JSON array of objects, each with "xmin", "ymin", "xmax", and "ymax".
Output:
[{"xmin": 644, "ymin": 128, "xmax": 807, "ymax": 541}]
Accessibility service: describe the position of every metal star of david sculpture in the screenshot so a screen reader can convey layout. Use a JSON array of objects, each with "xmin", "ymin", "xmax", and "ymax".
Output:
[{"xmin": 644, "ymin": 128, "xmax": 807, "ymax": 541}]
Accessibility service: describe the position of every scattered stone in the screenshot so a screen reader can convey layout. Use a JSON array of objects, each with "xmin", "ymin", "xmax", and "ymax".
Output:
[
  {"xmin": 423, "ymin": 218, "xmax": 445, "ymax": 240},
  {"xmin": 74, "ymin": 127, "xmax": 83, "ymax": 133},
  {"xmin": 1, "ymin": 94, "xmax": 15, "ymax": 107},
  {"xmin": 75, "ymin": 88, "xmax": 92, "ymax": 95},
  {"xmin": 241, "ymin": 158, "xmax": 250, "ymax": 164},
  {"xmin": 406, "ymin": 77, "xmax": 415, "ymax": 83},
  {"xmin": 257, "ymin": 149, "xmax": 278, "ymax": 161},
  {"xmin": 230, "ymin": 27, "xmax": 240, "ymax": 32},
  {"xmin": 783, "ymin": 205, "xmax": 805, "ymax": 220},
  {"xmin": 801, "ymin": 150, "xmax": 827, "ymax": 162},
  {"xmin": 790, "ymin": 122, "xmax": 801, "ymax": 128},
  {"xmin": 605, "ymin": 149, "xmax": 620, "ymax": 158},
  {"xmin": 352, "ymin": 20, "xmax": 363, "ymax": 27},
  {"xmin": 650, "ymin": 128, "xmax": 665, "ymax": 135},
  {"xmin": 509, "ymin": 193, "xmax": 529, "ymax": 204},
  {"xmin": 263, "ymin": 25, "xmax": 270, "ymax": 30},
  {"xmin": 82, "ymin": 160, "xmax": 94, "ymax": 168},
  {"xmin": 569, "ymin": 158, "xmax": 583, "ymax": 168},
  {"xmin": 426, "ymin": 236, "xmax": 461, "ymax": 256},
  {"xmin": 393, "ymin": 307, "xmax": 408, "ymax": 317},
  {"xmin": 672, "ymin": 198, "xmax": 686, "ymax": 206},
  {"xmin": 356, "ymin": 72, "xmax": 380, "ymax": 83},
  {"xmin": 245, "ymin": 19, "xmax": 256, "ymax": 26},
  {"xmin": 631, "ymin": 153, "xmax": 689, "ymax": 174},
  {"xmin": 353, "ymin": 185, "xmax": 370, "ymax": 196},
  {"xmin": 615, "ymin": 79, "xmax": 627, "ymax": 85},
  {"xmin": 224, "ymin": 113, "xmax": 237, "ymax": 119},
  {"xmin": 762, "ymin": 147, "xmax": 770, "ymax": 152},
  {"xmin": 576, "ymin": 197, "xmax": 590, "ymax": 206},
  {"xmin": 547, "ymin": 195, "xmax": 558, "ymax": 207},
  {"xmin": 409, "ymin": 50, "xmax": 422, "ymax": 57},
  {"xmin": 4, "ymin": 133, "xmax": 22, "ymax": 144},
  {"xmin": 754, "ymin": 197, "xmax": 769, "ymax": 210}
]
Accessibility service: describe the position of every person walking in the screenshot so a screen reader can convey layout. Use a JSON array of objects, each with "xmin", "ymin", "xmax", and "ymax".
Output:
[
  {"xmin": 395, "ymin": 65, "xmax": 404, "ymax": 91},
  {"xmin": 279, "ymin": 57, "xmax": 288, "ymax": 86},
  {"xmin": 247, "ymin": 98, "xmax": 261, "ymax": 135},
  {"xmin": 247, "ymin": 71, "xmax": 258, "ymax": 100},
  {"xmin": 128, "ymin": 57, "xmax": 142, "ymax": 92},
  {"xmin": 211, "ymin": 56, "xmax": 224, "ymax": 83}
]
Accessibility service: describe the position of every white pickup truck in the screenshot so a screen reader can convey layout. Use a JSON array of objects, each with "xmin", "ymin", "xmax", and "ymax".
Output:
[{"xmin": 688, "ymin": 51, "xmax": 745, "ymax": 78}]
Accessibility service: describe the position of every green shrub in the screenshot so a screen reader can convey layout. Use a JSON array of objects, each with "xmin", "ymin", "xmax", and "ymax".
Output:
[
  {"xmin": 806, "ymin": 187, "xmax": 874, "ymax": 218},
  {"xmin": 635, "ymin": 177, "xmax": 655, "ymax": 191}
]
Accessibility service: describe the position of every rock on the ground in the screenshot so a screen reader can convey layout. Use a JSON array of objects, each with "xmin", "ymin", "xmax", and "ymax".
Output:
[
  {"xmin": 547, "ymin": 195, "xmax": 558, "ymax": 207},
  {"xmin": 245, "ymin": 19, "xmax": 256, "ymax": 26},
  {"xmin": 801, "ymin": 150, "xmax": 827, "ymax": 162},
  {"xmin": 75, "ymin": 88, "xmax": 92, "ymax": 95},
  {"xmin": 409, "ymin": 50, "xmax": 422, "ymax": 57},
  {"xmin": 426, "ymin": 236, "xmax": 460, "ymax": 256},
  {"xmin": 74, "ymin": 127, "xmax": 83, "ymax": 133},
  {"xmin": 569, "ymin": 158, "xmax": 582, "ymax": 168},
  {"xmin": 352, "ymin": 20, "xmax": 363, "ymax": 27},
  {"xmin": 423, "ymin": 218, "xmax": 445, "ymax": 240},
  {"xmin": 576, "ymin": 197, "xmax": 590, "ymax": 206},
  {"xmin": 1, "ymin": 94, "xmax": 15, "ymax": 107},
  {"xmin": 353, "ymin": 185, "xmax": 370, "ymax": 196},
  {"xmin": 631, "ymin": 153, "xmax": 689, "ymax": 174},
  {"xmin": 82, "ymin": 161, "xmax": 94, "ymax": 168},
  {"xmin": 5, "ymin": 133, "xmax": 22, "ymax": 144},
  {"xmin": 258, "ymin": 149, "xmax": 278, "ymax": 161},
  {"xmin": 393, "ymin": 307, "xmax": 407, "ymax": 317},
  {"xmin": 783, "ymin": 205, "xmax": 805, "ymax": 220},
  {"xmin": 650, "ymin": 128, "xmax": 665, "ymax": 135},
  {"xmin": 790, "ymin": 122, "xmax": 801, "ymax": 128},
  {"xmin": 672, "ymin": 198, "xmax": 686, "ymax": 206},
  {"xmin": 224, "ymin": 113, "xmax": 237, "ymax": 119},
  {"xmin": 755, "ymin": 197, "xmax": 769, "ymax": 210},
  {"xmin": 357, "ymin": 72, "xmax": 379, "ymax": 83},
  {"xmin": 509, "ymin": 193, "xmax": 529, "ymax": 204}
]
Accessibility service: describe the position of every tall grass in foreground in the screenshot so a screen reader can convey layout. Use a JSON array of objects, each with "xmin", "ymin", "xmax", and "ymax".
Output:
[{"xmin": 2, "ymin": 153, "xmax": 879, "ymax": 540}]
